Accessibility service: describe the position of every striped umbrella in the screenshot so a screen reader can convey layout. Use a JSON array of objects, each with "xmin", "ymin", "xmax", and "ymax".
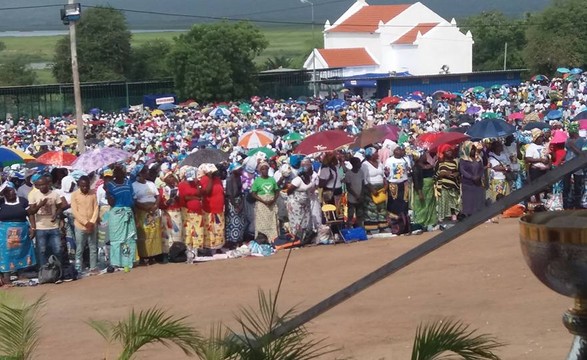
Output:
[
  {"xmin": 0, "ymin": 147, "xmax": 34, "ymax": 167},
  {"xmin": 237, "ymin": 130, "xmax": 274, "ymax": 149}
]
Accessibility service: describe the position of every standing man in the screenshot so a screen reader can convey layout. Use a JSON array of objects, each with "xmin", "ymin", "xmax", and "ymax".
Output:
[
  {"xmin": 70, "ymin": 176, "xmax": 99, "ymax": 273},
  {"xmin": 28, "ymin": 174, "xmax": 64, "ymax": 266}
]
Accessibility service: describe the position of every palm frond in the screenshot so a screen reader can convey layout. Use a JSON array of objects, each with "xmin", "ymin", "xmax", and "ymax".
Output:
[
  {"xmin": 411, "ymin": 318, "xmax": 504, "ymax": 360},
  {"xmin": 195, "ymin": 322, "xmax": 238, "ymax": 360},
  {"xmin": 226, "ymin": 289, "xmax": 334, "ymax": 360},
  {"xmin": 88, "ymin": 307, "xmax": 202, "ymax": 360},
  {"xmin": 0, "ymin": 294, "xmax": 46, "ymax": 360}
]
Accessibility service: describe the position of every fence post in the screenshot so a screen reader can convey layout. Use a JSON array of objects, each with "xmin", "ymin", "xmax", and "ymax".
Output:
[{"xmin": 125, "ymin": 82, "xmax": 130, "ymax": 108}]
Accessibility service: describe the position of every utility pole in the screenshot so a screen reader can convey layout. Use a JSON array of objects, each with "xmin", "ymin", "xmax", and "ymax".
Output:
[
  {"xmin": 67, "ymin": 0, "xmax": 85, "ymax": 153},
  {"xmin": 301, "ymin": 0, "xmax": 317, "ymax": 98},
  {"xmin": 503, "ymin": 42, "xmax": 508, "ymax": 71}
]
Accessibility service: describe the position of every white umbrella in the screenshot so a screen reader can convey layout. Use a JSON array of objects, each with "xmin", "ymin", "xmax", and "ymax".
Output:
[{"xmin": 396, "ymin": 101, "xmax": 422, "ymax": 110}]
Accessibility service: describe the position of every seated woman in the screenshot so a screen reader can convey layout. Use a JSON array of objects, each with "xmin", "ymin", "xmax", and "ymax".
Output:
[{"xmin": 0, "ymin": 182, "xmax": 36, "ymax": 285}]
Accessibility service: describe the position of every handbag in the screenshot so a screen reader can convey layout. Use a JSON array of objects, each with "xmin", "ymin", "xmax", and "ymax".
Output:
[
  {"xmin": 490, "ymin": 155, "xmax": 516, "ymax": 182},
  {"xmin": 371, "ymin": 188, "xmax": 387, "ymax": 205},
  {"xmin": 38, "ymin": 255, "xmax": 62, "ymax": 284}
]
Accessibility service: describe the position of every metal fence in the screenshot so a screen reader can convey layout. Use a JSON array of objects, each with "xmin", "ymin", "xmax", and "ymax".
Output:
[{"xmin": 0, "ymin": 80, "xmax": 174, "ymax": 120}]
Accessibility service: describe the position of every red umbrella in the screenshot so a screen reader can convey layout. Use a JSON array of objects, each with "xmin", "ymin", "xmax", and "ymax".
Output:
[
  {"xmin": 87, "ymin": 120, "xmax": 107, "ymax": 125},
  {"xmin": 352, "ymin": 124, "xmax": 400, "ymax": 147},
  {"xmin": 36, "ymin": 151, "xmax": 77, "ymax": 167},
  {"xmin": 415, "ymin": 132, "xmax": 470, "ymax": 152},
  {"xmin": 378, "ymin": 96, "xmax": 401, "ymax": 106},
  {"xmin": 294, "ymin": 130, "xmax": 355, "ymax": 155}
]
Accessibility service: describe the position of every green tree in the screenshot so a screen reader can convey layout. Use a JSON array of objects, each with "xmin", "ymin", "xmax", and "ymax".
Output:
[
  {"xmin": 460, "ymin": 11, "xmax": 527, "ymax": 71},
  {"xmin": 0, "ymin": 56, "xmax": 37, "ymax": 86},
  {"xmin": 169, "ymin": 21, "xmax": 268, "ymax": 101},
  {"xmin": 52, "ymin": 6, "xmax": 132, "ymax": 83},
  {"xmin": 523, "ymin": 0, "xmax": 587, "ymax": 74},
  {"xmin": 263, "ymin": 55, "xmax": 293, "ymax": 71},
  {"xmin": 127, "ymin": 39, "xmax": 173, "ymax": 81}
]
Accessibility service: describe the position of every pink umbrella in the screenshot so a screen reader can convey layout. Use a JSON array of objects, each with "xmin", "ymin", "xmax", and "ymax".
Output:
[
  {"xmin": 508, "ymin": 112, "xmax": 525, "ymax": 121},
  {"xmin": 550, "ymin": 130, "xmax": 568, "ymax": 144},
  {"xmin": 579, "ymin": 120, "xmax": 587, "ymax": 130}
]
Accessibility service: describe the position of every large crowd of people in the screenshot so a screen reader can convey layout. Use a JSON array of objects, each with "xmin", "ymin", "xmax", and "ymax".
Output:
[{"xmin": 1, "ymin": 69, "xmax": 586, "ymax": 286}]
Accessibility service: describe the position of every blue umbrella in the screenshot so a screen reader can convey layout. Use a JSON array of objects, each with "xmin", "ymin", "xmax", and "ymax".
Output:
[
  {"xmin": 465, "ymin": 118, "xmax": 516, "ymax": 139},
  {"xmin": 191, "ymin": 140, "xmax": 212, "ymax": 149},
  {"xmin": 209, "ymin": 107, "xmax": 231, "ymax": 118},
  {"xmin": 572, "ymin": 110, "xmax": 587, "ymax": 121},
  {"xmin": 571, "ymin": 68, "xmax": 583, "ymax": 74},
  {"xmin": 546, "ymin": 109, "xmax": 562, "ymax": 120},
  {"xmin": 158, "ymin": 103, "xmax": 177, "ymax": 111},
  {"xmin": 557, "ymin": 67, "xmax": 570, "ymax": 74},
  {"xmin": 89, "ymin": 108, "xmax": 101, "ymax": 115},
  {"xmin": 324, "ymin": 99, "xmax": 347, "ymax": 111},
  {"xmin": 407, "ymin": 94, "xmax": 423, "ymax": 101}
]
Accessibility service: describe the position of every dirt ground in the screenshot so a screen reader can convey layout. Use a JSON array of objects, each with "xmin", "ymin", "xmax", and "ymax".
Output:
[{"xmin": 8, "ymin": 218, "xmax": 572, "ymax": 359}]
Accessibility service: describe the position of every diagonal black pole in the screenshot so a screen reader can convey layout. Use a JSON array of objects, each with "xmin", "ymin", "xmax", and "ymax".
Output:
[{"xmin": 268, "ymin": 151, "xmax": 587, "ymax": 339}]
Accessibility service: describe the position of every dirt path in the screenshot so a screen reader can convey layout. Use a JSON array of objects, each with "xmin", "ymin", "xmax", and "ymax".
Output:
[{"xmin": 9, "ymin": 218, "xmax": 571, "ymax": 359}]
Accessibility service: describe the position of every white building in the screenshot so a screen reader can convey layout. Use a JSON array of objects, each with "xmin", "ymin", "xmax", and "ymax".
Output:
[{"xmin": 303, "ymin": 0, "xmax": 473, "ymax": 78}]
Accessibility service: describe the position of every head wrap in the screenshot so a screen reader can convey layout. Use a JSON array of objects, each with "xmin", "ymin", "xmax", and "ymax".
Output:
[
  {"xmin": 103, "ymin": 169, "xmax": 114, "ymax": 177},
  {"xmin": 568, "ymin": 122, "xmax": 579, "ymax": 134},
  {"xmin": 131, "ymin": 163, "xmax": 145, "ymax": 177},
  {"xmin": 0, "ymin": 181, "xmax": 15, "ymax": 193},
  {"xmin": 31, "ymin": 173, "xmax": 43, "ymax": 183},
  {"xmin": 228, "ymin": 162, "xmax": 243, "ymax": 173},
  {"xmin": 459, "ymin": 141, "xmax": 477, "ymax": 162},
  {"xmin": 365, "ymin": 147, "xmax": 377, "ymax": 158},
  {"xmin": 531, "ymin": 128, "xmax": 543, "ymax": 142},
  {"xmin": 257, "ymin": 161, "xmax": 270, "ymax": 171},
  {"xmin": 437, "ymin": 144, "xmax": 454, "ymax": 160}
]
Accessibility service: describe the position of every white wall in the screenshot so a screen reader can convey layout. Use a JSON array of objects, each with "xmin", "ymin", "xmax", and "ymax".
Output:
[{"xmin": 412, "ymin": 25, "xmax": 473, "ymax": 74}]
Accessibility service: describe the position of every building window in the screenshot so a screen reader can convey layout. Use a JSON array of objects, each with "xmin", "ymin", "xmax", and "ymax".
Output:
[
  {"xmin": 460, "ymin": 76, "xmax": 468, "ymax": 82},
  {"xmin": 422, "ymin": 79, "xmax": 429, "ymax": 84}
]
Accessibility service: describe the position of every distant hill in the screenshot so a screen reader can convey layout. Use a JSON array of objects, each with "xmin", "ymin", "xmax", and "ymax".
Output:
[{"xmin": 0, "ymin": 0, "xmax": 549, "ymax": 32}]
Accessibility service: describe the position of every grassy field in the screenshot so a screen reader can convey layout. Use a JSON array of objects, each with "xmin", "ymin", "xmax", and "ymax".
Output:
[{"xmin": 0, "ymin": 27, "xmax": 317, "ymax": 84}]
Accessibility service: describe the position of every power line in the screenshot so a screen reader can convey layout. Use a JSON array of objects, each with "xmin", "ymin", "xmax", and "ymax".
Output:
[{"xmin": 0, "ymin": 4, "xmax": 62, "ymax": 11}]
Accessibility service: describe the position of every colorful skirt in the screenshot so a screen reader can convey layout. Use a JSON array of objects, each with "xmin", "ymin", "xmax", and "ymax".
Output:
[
  {"xmin": 488, "ymin": 178, "xmax": 511, "ymax": 202},
  {"xmin": 108, "ymin": 207, "xmax": 137, "ymax": 268},
  {"xmin": 162, "ymin": 209, "xmax": 183, "ymax": 252},
  {"xmin": 360, "ymin": 184, "xmax": 388, "ymax": 231},
  {"xmin": 135, "ymin": 208, "xmax": 163, "ymax": 258},
  {"xmin": 0, "ymin": 221, "xmax": 36, "ymax": 273},
  {"xmin": 203, "ymin": 212, "xmax": 225, "ymax": 249},
  {"xmin": 225, "ymin": 197, "xmax": 245, "ymax": 243},
  {"xmin": 184, "ymin": 211, "xmax": 204, "ymax": 249},
  {"xmin": 287, "ymin": 191, "xmax": 312, "ymax": 239},
  {"xmin": 254, "ymin": 194, "xmax": 278, "ymax": 241},
  {"xmin": 437, "ymin": 187, "xmax": 461, "ymax": 220},
  {"xmin": 98, "ymin": 205, "xmax": 111, "ymax": 246},
  {"xmin": 411, "ymin": 178, "xmax": 437, "ymax": 227}
]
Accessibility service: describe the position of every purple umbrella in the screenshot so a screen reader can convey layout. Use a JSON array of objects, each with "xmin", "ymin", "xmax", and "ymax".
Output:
[
  {"xmin": 72, "ymin": 147, "xmax": 132, "ymax": 174},
  {"xmin": 466, "ymin": 106, "xmax": 482, "ymax": 115}
]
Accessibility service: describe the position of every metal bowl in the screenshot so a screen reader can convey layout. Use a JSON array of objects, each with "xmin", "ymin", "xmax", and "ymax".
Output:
[{"xmin": 520, "ymin": 211, "xmax": 587, "ymax": 299}]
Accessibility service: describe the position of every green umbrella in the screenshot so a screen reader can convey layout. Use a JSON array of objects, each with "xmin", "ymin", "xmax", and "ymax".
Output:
[
  {"xmin": 472, "ymin": 86, "xmax": 485, "ymax": 93},
  {"xmin": 239, "ymin": 103, "xmax": 253, "ymax": 114},
  {"xmin": 482, "ymin": 112, "xmax": 499, "ymax": 119},
  {"xmin": 283, "ymin": 132, "xmax": 304, "ymax": 142},
  {"xmin": 115, "ymin": 120, "xmax": 125, "ymax": 127},
  {"xmin": 247, "ymin": 147, "xmax": 276, "ymax": 158},
  {"xmin": 490, "ymin": 84, "xmax": 501, "ymax": 90}
]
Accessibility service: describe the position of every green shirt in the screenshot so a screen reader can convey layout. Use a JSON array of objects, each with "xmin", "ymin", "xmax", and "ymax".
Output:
[{"xmin": 251, "ymin": 176, "xmax": 278, "ymax": 196}]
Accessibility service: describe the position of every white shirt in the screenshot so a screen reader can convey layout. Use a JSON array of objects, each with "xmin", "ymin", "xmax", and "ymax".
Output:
[
  {"xmin": 384, "ymin": 156, "xmax": 410, "ymax": 183},
  {"xmin": 132, "ymin": 181, "xmax": 158, "ymax": 204},
  {"xmin": 488, "ymin": 152, "xmax": 510, "ymax": 180},
  {"xmin": 525, "ymin": 143, "xmax": 549, "ymax": 170},
  {"xmin": 361, "ymin": 161, "xmax": 385, "ymax": 185}
]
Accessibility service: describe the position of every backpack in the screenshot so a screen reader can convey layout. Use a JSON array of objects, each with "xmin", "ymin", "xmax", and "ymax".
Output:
[
  {"xmin": 168, "ymin": 242, "xmax": 188, "ymax": 263},
  {"xmin": 38, "ymin": 255, "xmax": 62, "ymax": 284}
]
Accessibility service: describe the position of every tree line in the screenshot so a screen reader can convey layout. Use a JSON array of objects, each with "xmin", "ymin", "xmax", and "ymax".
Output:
[{"xmin": 0, "ymin": 0, "xmax": 586, "ymax": 99}]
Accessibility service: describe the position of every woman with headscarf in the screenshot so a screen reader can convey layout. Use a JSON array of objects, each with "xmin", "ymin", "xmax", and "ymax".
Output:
[
  {"xmin": 251, "ymin": 161, "xmax": 279, "ymax": 241},
  {"xmin": 160, "ymin": 172, "xmax": 183, "ymax": 254},
  {"xmin": 459, "ymin": 141, "xmax": 485, "ymax": 217},
  {"xmin": 487, "ymin": 141, "xmax": 513, "ymax": 202},
  {"xmin": 435, "ymin": 144, "xmax": 460, "ymax": 224},
  {"xmin": 525, "ymin": 129, "xmax": 551, "ymax": 203},
  {"xmin": 286, "ymin": 158, "xmax": 316, "ymax": 242},
  {"xmin": 199, "ymin": 164, "xmax": 225, "ymax": 249},
  {"xmin": 360, "ymin": 147, "xmax": 388, "ymax": 233},
  {"xmin": 0, "ymin": 182, "xmax": 36, "ymax": 284},
  {"xmin": 132, "ymin": 165, "xmax": 162, "ymax": 265},
  {"xmin": 178, "ymin": 167, "xmax": 204, "ymax": 260},
  {"xmin": 225, "ymin": 163, "xmax": 245, "ymax": 245},
  {"xmin": 411, "ymin": 149, "xmax": 437, "ymax": 231},
  {"xmin": 106, "ymin": 164, "xmax": 137, "ymax": 269}
]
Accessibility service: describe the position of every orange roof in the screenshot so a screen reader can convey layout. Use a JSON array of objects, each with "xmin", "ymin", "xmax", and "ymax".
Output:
[
  {"xmin": 328, "ymin": 4, "xmax": 411, "ymax": 33},
  {"xmin": 317, "ymin": 48, "xmax": 377, "ymax": 68},
  {"xmin": 392, "ymin": 22, "xmax": 438, "ymax": 44}
]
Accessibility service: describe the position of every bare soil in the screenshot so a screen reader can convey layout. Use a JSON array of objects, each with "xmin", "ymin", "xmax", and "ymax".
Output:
[{"xmin": 9, "ymin": 218, "xmax": 571, "ymax": 359}]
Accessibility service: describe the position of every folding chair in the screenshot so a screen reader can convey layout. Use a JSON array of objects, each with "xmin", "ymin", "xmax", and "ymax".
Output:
[{"xmin": 321, "ymin": 204, "xmax": 344, "ymax": 243}]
